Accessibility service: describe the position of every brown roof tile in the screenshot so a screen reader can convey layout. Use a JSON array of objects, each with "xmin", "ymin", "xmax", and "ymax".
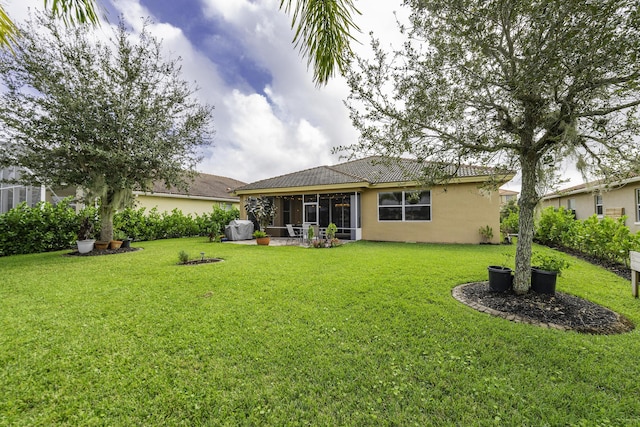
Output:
[
  {"xmin": 236, "ymin": 156, "xmax": 506, "ymax": 192},
  {"xmin": 149, "ymin": 173, "xmax": 246, "ymax": 200}
]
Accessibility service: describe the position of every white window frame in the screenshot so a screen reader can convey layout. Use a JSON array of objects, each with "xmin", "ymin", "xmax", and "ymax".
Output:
[
  {"xmin": 635, "ymin": 188, "xmax": 640, "ymax": 223},
  {"xmin": 378, "ymin": 190, "xmax": 431, "ymax": 222},
  {"xmin": 595, "ymin": 194, "xmax": 603, "ymax": 216}
]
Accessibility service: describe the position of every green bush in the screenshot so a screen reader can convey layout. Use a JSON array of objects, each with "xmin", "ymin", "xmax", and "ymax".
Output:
[
  {"xmin": 535, "ymin": 207, "xmax": 640, "ymax": 266},
  {"xmin": 0, "ymin": 202, "xmax": 240, "ymax": 257},
  {"xmin": 500, "ymin": 211, "xmax": 519, "ymax": 235},
  {"xmin": 0, "ymin": 199, "xmax": 79, "ymax": 256},
  {"xmin": 535, "ymin": 207, "xmax": 576, "ymax": 246}
]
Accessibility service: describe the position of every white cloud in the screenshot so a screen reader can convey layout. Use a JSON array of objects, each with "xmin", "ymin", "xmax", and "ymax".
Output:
[{"xmin": 1, "ymin": 0, "xmax": 421, "ymax": 185}]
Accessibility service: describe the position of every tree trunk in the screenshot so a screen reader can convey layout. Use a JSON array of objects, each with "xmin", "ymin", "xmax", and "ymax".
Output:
[
  {"xmin": 99, "ymin": 198, "xmax": 115, "ymax": 242},
  {"xmin": 514, "ymin": 154, "xmax": 539, "ymax": 294},
  {"xmin": 99, "ymin": 188, "xmax": 131, "ymax": 241}
]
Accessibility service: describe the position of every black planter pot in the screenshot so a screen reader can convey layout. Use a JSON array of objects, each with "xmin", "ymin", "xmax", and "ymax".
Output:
[
  {"xmin": 121, "ymin": 238, "xmax": 131, "ymax": 248},
  {"xmin": 487, "ymin": 266, "xmax": 513, "ymax": 292},
  {"xmin": 531, "ymin": 267, "xmax": 558, "ymax": 295}
]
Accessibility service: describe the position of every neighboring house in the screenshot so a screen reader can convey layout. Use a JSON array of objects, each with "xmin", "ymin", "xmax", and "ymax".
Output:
[
  {"xmin": 499, "ymin": 189, "xmax": 519, "ymax": 205},
  {"xmin": 540, "ymin": 175, "xmax": 640, "ymax": 234},
  {"xmin": 0, "ymin": 167, "xmax": 244, "ymax": 216},
  {"xmin": 234, "ymin": 156, "xmax": 514, "ymax": 244},
  {"xmin": 134, "ymin": 173, "xmax": 246, "ymax": 215},
  {"xmin": 0, "ymin": 166, "xmax": 44, "ymax": 213},
  {"xmin": 0, "ymin": 166, "xmax": 76, "ymax": 214}
]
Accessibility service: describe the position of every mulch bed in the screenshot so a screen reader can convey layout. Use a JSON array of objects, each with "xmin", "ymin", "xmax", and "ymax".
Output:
[
  {"xmin": 65, "ymin": 247, "xmax": 143, "ymax": 256},
  {"xmin": 549, "ymin": 244, "xmax": 632, "ymax": 281},
  {"xmin": 178, "ymin": 258, "xmax": 222, "ymax": 265},
  {"xmin": 455, "ymin": 281, "xmax": 634, "ymax": 335}
]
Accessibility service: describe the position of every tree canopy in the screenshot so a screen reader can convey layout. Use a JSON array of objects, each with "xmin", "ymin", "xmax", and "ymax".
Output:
[
  {"xmin": 0, "ymin": 13, "xmax": 214, "ymax": 241},
  {"xmin": 344, "ymin": 0, "xmax": 640, "ymax": 293}
]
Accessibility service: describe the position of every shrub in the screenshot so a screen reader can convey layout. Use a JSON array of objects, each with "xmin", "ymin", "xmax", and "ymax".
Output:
[
  {"xmin": 0, "ymin": 202, "xmax": 241, "ymax": 257},
  {"xmin": 535, "ymin": 207, "xmax": 640, "ymax": 266},
  {"xmin": 178, "ymin": 250, "xmax": 189, "ymax": 264},
  {"xmin": 0, "ymin": 199, "xmax": 79, "ymax": 256},
  {"xmin": 535, "ymin": 207, "xmax": 575, "ymax": 246},
  {"xmin": 501, "ymin": 211, "xmax": 519, "ymax": 235}
]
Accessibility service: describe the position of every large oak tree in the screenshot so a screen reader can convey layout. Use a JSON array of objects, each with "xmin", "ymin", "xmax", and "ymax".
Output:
[
  {"xmin": 344, "ymin": 0, "xmax": 640, "ymax": 293},
  {"xmin": 0, "ymin": 13, "xmax": 213, "ymax": 241}
]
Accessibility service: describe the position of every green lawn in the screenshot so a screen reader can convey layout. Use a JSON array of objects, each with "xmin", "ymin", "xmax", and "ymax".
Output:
[{"xmin": 1, "ymin": 239, "xmax": 639, "ymax": 426}]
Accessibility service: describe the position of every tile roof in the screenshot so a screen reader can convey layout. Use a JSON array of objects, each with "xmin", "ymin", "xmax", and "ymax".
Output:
[
  {"xmin": 542, "ymin": 174, "xmax": 640, "ymax": 198},
  {"xmin": 236, "ymin": 156, "xmax": 504, "ymax": 191},
  {"xmin": 147, "ymin": 173, "xmax": 246, "ymax": 200}
]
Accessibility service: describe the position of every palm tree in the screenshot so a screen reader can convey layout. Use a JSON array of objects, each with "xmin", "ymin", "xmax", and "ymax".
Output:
[
  {"xmin": 0, "ymin": 0, "xmax": 100, "ymax": 50},
  {"xmin": 280, "ymin": 0, "xmax": 360, "ymax": 86}
]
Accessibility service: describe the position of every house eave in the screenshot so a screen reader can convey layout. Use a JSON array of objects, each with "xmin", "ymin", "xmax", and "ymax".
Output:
[
  {"xmin": 542, "ymin": 175, "xmax": 640, "ymax": 200},
  {"xmin": 133, "ymin": 191, "xmax": 238, "ymax": 203},
  {"xmin": 234, "ymin": 182, "xmax": 370, "ymax": 196}
]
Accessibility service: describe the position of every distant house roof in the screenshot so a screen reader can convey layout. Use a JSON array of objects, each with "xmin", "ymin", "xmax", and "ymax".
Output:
[
  {"xmin": 542, "ymin": 174, "xmax": 640, "ymax": 199},
  {"xmin": 138, "ymin": 173, "xmax": 246, "ymax": 201},
  {"xmin": 499, "ymin": 189, "xmax": 519, "ymax": 197},
  {"xmin": 235, "ymin": 156, "xmax": 512, "ymax": 193}
]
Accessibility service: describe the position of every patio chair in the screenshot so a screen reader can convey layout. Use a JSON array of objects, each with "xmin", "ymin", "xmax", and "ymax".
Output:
[{"xmin": 286, "ymin": 224, "xmax": 303, "ymax": 245}]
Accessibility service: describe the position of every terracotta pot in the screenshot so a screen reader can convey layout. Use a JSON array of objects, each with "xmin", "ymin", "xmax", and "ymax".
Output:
[
  {"xmin": 95, "ymin": 241, "xmax": 110, "ymax": 251},
  {"xmin": 110, "ymin": 240, "xmax": 123, "ymax": 250},
  {"xmin": 256, "ymin": 236, "xmax": 271, "ymax": 246}
]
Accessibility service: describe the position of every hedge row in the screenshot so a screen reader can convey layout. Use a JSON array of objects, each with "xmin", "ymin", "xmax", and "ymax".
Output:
[
  {"xmin": 0, "ymin": 201, "xmax": 239, "ymax": 257},
  {"xmin": 0, "ymin": 200, "xmax": 80, "ymax": 256},
  {"xmin": 535, "ymin": 206, "xmax": 640, "ymax": 266},
  {"xmin": 113, "ymin": 206, "xmax": 239, "ymax": 242}
]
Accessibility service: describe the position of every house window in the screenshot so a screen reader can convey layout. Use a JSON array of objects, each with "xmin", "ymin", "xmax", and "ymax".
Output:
[
  {"xmin": 636, "ymin": 189, "xmax": 640, "ymax": 222},
  {"xmin": 567, "ymin": 198, "xmax": 576, "ymax": 218},
  {"xmin": 595, "ymin": 194, "xmax": 603, "ymax": 216},
  {"xmin": 378, "ymin": 190, "xmax": 431, "ymax": 221}
]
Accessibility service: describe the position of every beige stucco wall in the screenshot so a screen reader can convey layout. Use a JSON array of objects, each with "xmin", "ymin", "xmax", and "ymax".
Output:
[
  {"xmin": 134, "ymin": 194, "xmax": 239, "ymax": 216},
  {"xmin": 361, "ymin": 183, "xmax": 502, "ymax": 244},
  {"xmin": 238, "ymin": 182, "xmax": 502, "ymax": 244},
  {"xmin": 541, "ymin": 182, "xmax": 640, "ymax": 234}
]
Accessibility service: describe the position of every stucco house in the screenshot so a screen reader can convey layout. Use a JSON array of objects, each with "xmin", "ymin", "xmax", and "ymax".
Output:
[
  {"xmin": 234, "ymin": 156, "xmax": 514, "ymax": 244},
  {"xmin": 540, "ymin": 175, "xmax": 640, "ymax": 234},
  {"xmin": 499, "ymin": 189, "xmax": 519, "ymax": 205},
  {"xmin": 134, "ymin": 173, "xmax": 245, "ymax": 215},
  {"xmin": 0, "ymin": 168, "xmax": 244, "ymax": 216}
]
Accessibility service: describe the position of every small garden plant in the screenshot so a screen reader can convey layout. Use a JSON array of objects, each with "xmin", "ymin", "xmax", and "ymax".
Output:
[
  {"xmin": 532, "ymin": 252, "xmax": 571, "ymax": 274},
  {"xmin": 478, "ymin": 225, "xmax": 493, "ymax": 243},
  {"xmin": 178, "ymin": 250, "xmax": 189, "ymax": 264}
]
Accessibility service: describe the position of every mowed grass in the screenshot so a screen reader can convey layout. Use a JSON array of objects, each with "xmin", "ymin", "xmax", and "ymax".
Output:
[{"xmin": 1, "ymin": 238, "xmax": 639, "ymax": 426}]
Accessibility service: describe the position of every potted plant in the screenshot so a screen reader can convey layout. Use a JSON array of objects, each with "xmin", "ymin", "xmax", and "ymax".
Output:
[
  {"xmin": 245, "ymin": 196, "xmax": 277, "ymax": 245},
  {"xmin": 487, "ymin": 253, "xmax": 513, "ymax": 292},
  {"xmin": 76, "ymin": 216, "xmax": 95, "ymax": 254},
  {"xmin": 110, "ymin": 230, "xmax": 124, "ymax": 250},
  {"xmin": 531, "ymin": 252, "xmax": 570, "ymax": 295},
  {"xmin": 253, "ymin": 230, "xmax": 270, "ymax": 246},
  {"xmin": 121, "ymin": 236, "xmax": 132, "ymax": 248}
]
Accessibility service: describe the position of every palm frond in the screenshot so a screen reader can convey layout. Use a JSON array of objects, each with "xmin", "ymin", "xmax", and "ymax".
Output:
[{"xmin": 280, "ymin": 0, "xmax": 361, "ymax": 86}]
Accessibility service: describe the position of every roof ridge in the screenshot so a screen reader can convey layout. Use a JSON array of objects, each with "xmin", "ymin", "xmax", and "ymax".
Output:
[{"xmin": 325, "ymin": 164, "xmax": 370, "ymax": 183}]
